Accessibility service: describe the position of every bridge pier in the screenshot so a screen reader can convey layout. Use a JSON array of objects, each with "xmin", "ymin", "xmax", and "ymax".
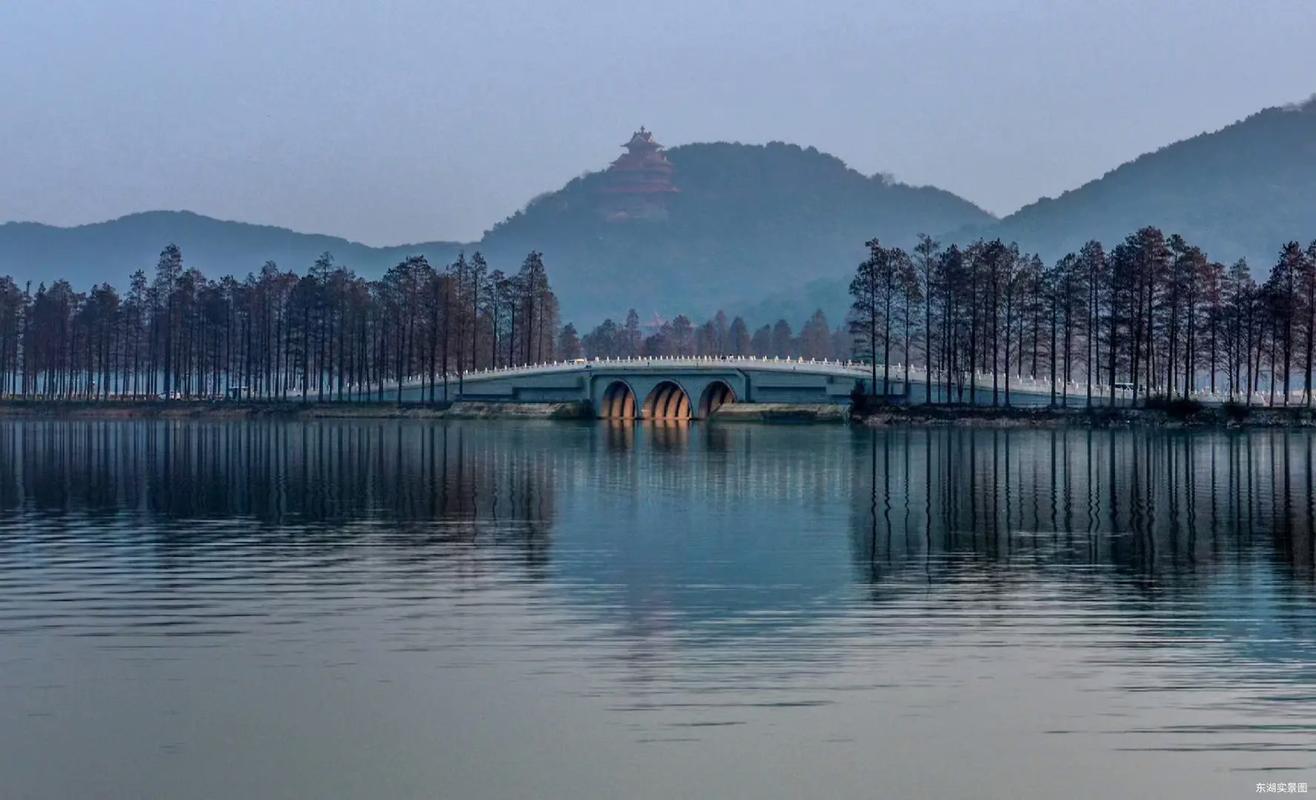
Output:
[{"xmin": 591, "ymin": 373, "xmax": 750, "ymax": 420}]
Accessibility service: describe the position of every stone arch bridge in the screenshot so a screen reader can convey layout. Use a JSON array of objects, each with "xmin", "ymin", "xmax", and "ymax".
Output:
[{"xmin": 380, "ymin": 357, "xmax": 1062, "ymax": 419}]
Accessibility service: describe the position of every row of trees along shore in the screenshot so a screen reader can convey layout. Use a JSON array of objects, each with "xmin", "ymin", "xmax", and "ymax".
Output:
[
  {"xmin": 848, "ymin": 228, "xmax": 1316, "ymax": 407},
  {"xmin": 0, "ymin": 246, "xmax": 560, "ymax": 403},
  {"xmin": 3, "ymin": 225, "xmax": 1314, "ymax": 409}
]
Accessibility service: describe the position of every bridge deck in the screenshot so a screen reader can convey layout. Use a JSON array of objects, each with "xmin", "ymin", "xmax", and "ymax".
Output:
[{"xmin": 356, "ymin": 356, "xmax": 1184, "ymax": 409}]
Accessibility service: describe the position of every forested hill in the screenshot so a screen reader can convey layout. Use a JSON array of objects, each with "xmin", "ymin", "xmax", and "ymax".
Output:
[
  {"xmin": 12, "ymin": 99, "xmax": 1314, "ymax": 328},
  {"xmin": 477, "ymin": 141, "xmax": 994, "ymax": 322},
  {"xmin": 0, "ymin": 144, "xmax": 992, "ymax": 323},
  {"xmin": 0, "ymin": 211, "xmax": 462, "ymax": 290},
  {"xmin": 0, "ymin": 144, "xmax": 992, "ymax": 324},
  {"xmin": 740, "ymin": 99, "xmax": 1316, "ymax": 324},
  {"xmin": 990, "ymin": 98, "xmax": 1316, "ymax": 266}
]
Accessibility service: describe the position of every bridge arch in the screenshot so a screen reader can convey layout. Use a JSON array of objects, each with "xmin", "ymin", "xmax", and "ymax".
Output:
[
  {"xmin": 599, "ymin": 380, "xmax": 638, "ymax": 419},
  {"xmin": 698, "ymin": 380, "xmax": 737, "ymax": 417},
  {"xmin": 643, "ymin": 380, "xmax": 692, "ymax": 420}
]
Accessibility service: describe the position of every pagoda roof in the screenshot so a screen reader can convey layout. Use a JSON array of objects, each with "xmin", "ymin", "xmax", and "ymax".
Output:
[{"xmin": 623, "ymin": 127, "xmax": 662, "ymax": 149}]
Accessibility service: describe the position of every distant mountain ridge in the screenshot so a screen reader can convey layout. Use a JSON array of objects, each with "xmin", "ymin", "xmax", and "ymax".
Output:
[
  {"xmin": 0, "ymin": 141, "xmax": 989, "ymax": 325},
  {"xmin": 0, "ymin": 142, "xmax": 993, "ymax": 324},
  {"xmin": 0, "ymin": 210, "xmax": 463, "ymax": 289},
  {"xmin": 3, "ymin": 99, "xmax": 1314, "ymax": 326},
  {"xmin": 475, "ymin": 141, "xmax": 994, "ymax": 321},
  {"xmin": 743, "ymin": 98, "xmax": 1316, "ymax": 323},
  {"xmin": 989, "ymin": 97, "xmax": 1316, "ymax": 265}
]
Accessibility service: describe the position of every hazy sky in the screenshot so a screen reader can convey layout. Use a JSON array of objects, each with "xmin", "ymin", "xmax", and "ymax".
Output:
[{"xmin": 3, "ymin": 0, "xmax": 1314, "ymax": 245}]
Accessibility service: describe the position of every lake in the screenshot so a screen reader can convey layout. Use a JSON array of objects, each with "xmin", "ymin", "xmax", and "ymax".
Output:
[{"xmin": 0, "ymin": 418, "xmax": 1313, "ymax": 798}]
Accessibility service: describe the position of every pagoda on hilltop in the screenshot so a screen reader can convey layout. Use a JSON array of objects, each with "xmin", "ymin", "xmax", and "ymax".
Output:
[{"xmin": 598, "ymin": 127, "xmax": 678, "ymax": 220}]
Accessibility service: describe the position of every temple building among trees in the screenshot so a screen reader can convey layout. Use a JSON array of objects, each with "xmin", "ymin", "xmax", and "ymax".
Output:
[{"xmin": 598, "ymin": 127, "xmax": 678, "ymax": 221}]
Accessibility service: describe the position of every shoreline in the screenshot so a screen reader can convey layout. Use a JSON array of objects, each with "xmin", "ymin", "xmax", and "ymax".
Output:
[
  {"xmin": 853, "ymin": 403, "xmax": 1316, "ymax": 429},
  {"xmin": 0, "ymin": 399, "xmax": 586, "ymax": 420},
  {"xmin": 1, "ymin": 399, "xmax": 1314, "ymax": 428}
]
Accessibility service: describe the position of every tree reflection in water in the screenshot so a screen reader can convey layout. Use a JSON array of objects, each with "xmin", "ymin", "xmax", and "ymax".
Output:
[
  {"xmin": 0, "ymin": 419, "xmax": 558, "ymax": 572},
  {"xmin": 852, "ymin": 427, "xmax": 1316, "ymax": 584}
]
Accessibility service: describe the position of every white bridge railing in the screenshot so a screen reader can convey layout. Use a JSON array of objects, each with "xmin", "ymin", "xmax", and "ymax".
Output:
[
  {"xmin": 410, "ymin": 357, "xmax": 1128, "ymax": 402},
  {"xmin": 368, "ymin": 357, "xmax": 1074, "ymax": 401},
  {"xmin": 30, "ymin": 356, "xmax": 1300, "ymax": 406},
  {"xmin": 369, "ymin": 355, "xmax": 870, "ymax": 392}
]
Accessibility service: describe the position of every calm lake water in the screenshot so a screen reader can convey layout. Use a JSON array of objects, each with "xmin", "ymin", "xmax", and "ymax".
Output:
[{"xmin": 1, "ymin": 419, "xmax": 1314, "ymax": 799}]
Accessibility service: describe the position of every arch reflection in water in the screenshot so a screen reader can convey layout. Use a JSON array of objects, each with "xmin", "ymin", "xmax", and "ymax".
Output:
[
  {"xmin": 602, "ymin": 418, "xmax": 637, "ymax": 451},
  {"xmin": 645, "ymin": 420, "xmax": 692, "ymax": 451}
]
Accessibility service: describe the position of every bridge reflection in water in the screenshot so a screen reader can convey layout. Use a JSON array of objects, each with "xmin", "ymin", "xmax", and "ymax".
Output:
[
  {"xmin": 5, "ymin": 419, "xmax": 1313, "ymax": 679},
  {"xmin": 4, "ymin": 419, "xmax": 1316, "ymax": 796},
  {"xmin": 4, "ymin": 420, "xmax": 1313, "ymax": 578}
]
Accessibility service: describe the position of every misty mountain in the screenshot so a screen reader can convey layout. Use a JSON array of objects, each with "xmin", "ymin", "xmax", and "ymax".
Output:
[
  {"xmin": 475, "ymin": 141, "xmax": 994, "ymax": 323},
  {"xmin": 744, "ymin": 99, "xmax": 1316, "ymax": 325},
  {"xmin": 5, "ymin": 99, "xmax": 1313, "ymax": 330},
  {"xmin": 0, "ymin": 210, "xmax": 462, "ymax": 291},
  {"xmin": 990, "ymin": 98, "xmax": 1316, "ymax": 267},
  {"xmin": 0, "ymin": 143, "xmax": 992, "ymax": 326}
]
